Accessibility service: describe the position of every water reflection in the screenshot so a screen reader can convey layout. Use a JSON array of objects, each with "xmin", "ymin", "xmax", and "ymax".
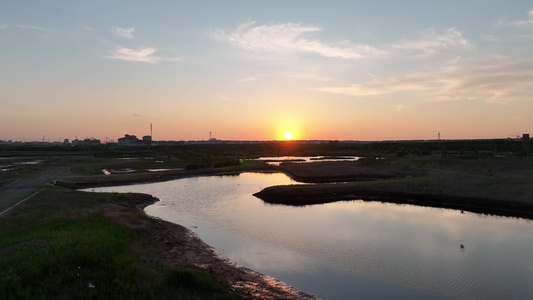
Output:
[
  {"xmin": 86, "ymin": 172, "xmax": 533, "ymax": 300},
  {"xmin": 254, "ymin": 156, "xmax": 359, "ymax": 166}
]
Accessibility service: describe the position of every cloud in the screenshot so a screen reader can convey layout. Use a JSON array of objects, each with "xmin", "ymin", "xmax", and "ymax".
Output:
[
  {"xmin": 106, "ymin": 46, "xmax": 181, "ymax": 63},
  {"xmin": 215, "ymin": 22, "xmax": 476, "ymax": 61},
  {"xmin": 388, "ymin": 28, "xmax": 473, "ymax": 58},
  {"xmin": 112, "ymin": 26, "xmax": 135, "ymax": 38},
  {"xmin": 213, "ymin": 20, "xmax": 387, "ymax": 59},
  {"xmin": 238, "ymin": 76, "xmax": 261, "ymax": 83},
  {"xmin": 497, "ymin": 9, "xmax": 533, "ymax": 27},
  {"xmin": 18, "ymin": 25, "xmax": 47, "ymax": 32},
  {"xmin": 316, "ymin": 59, "xmax": 533, "ymax": 104},
  {"xmin": 0, "ymin": 24, "xmax": 8, "ymax": 30}
]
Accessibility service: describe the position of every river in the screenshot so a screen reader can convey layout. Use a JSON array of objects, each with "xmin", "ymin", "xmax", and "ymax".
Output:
[{"xmin": 86, "ymin": 172, "xmax": 533, "ymax": 299}]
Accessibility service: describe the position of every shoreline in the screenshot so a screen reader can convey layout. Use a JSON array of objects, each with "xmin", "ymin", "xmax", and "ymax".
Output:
[
  {"xmin": 61, "ymin": 169, "xmax": 317, "ymax": 300},
  {"xmin": 136, "ymin": 196, "xmax": 317, "ymax": 300},
  {"xmin": 253, "ymin": 185, "xmax": 533, "ymax": 221},
  {"xmin": 59, "ymin": 162, "xmax": 533, "ymax": 223},
  {"xmin": 54, "ymin": 160, "xmax": 533, "ymax": 298}
]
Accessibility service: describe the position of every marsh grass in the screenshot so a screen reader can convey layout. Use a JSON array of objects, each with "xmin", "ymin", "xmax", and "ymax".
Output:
[
  {"xmin": 0, "ymin": 187, "xmax": 236, "ymax": 299},
  {"xmin": 69, "ymin": 157, "xmax": 188, "ymax": 176},
  {"xmin": 256, "ymin": 157, "xmax": 533, "ymax": 215}
]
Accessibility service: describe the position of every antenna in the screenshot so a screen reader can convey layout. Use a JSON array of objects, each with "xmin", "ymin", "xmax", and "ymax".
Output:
[
  {"xmin": 210, "ymin": 131, "xmax": 212, "ymax": 140},
  {"xmin": 150, "ymin": 123, "xmax": 153, "ymax": 139}
]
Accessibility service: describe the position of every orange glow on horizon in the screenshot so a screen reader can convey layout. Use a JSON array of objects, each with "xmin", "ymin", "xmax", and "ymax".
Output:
[{"xmin": 273, "ymin": 116, "xmax": 304, "ymax": 141}]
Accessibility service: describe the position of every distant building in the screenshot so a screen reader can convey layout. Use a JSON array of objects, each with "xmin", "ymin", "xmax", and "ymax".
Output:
[
  {"xmin": 118, "ymin": 134, "xmax": 140, "ymax": 146},
  {"xmin": 71, "ymin": 138, "xmax": 100, "ymax": 145},
  {"xmin": 142, "ymin": 135, "xmax": 152, "ymax": 144},
  {"xmin": 523, "ymin": 134, "xmax": 530, "ymax": 152}
]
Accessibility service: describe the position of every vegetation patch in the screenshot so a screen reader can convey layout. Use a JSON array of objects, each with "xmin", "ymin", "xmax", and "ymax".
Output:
[{"xmin": 0, "ymin": 187, "xmax": 236, "ymax": 300}]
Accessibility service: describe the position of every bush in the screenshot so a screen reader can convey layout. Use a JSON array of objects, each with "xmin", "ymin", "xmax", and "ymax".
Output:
[
  {"xmin": 164, "ymin": 268, "xmax": 225, "ymax": 292},
  {"xmin": 185, "ymin": 163, "xmax": 199, "ymax": 170}
]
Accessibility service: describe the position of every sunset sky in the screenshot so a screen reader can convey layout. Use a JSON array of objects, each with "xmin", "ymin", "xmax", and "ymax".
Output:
[{"xmin": 1, "ymin": 1, "xmax": 532, "ymax": 142}]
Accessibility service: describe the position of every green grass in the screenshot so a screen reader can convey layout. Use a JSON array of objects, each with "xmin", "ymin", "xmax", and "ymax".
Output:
[
  {"xmin": 68, "ymin": 158, "xmax": 188, "ymax": 176},
  {"xmin": 0, "ymin": 187, "xmax": 237, "ymax": 300}
]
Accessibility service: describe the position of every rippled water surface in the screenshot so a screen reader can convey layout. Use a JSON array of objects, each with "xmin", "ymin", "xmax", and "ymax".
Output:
[{"xmin": 88, "ymin": 172, "xmax": 533, "ymax": 299}]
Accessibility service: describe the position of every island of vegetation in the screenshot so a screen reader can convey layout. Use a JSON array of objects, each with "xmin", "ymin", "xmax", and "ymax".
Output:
[{"xmin": 1, "ymin": 138, "xmax": 532, "ymax": 299}]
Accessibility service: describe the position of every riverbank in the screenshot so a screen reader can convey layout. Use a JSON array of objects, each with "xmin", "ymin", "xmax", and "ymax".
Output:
[
  {"xmin": 0, "ymin": 185, "xmax": 316, "ymax": 299},
  {"xmin": 38, "ymin": 156, "xmax": 533, "ymax": 297},
  {"xmin": 54, "ymin": 161, "xmax": 278, "ymax": 189},
  {"xmin": 254, "ymin": 157, "xmax": 533, "ymax": 220}
]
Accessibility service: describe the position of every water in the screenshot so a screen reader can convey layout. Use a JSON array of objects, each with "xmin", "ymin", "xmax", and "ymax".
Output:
[
  {"xmin": 86, "ymin": 172, "xmax": 533, "ymax": 299},
  {"xmin": 254, "ymin": 156, "xmax": 359, "ymax": 166}
]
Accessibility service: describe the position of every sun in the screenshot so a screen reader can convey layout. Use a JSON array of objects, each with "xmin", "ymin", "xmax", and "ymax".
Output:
[{"xmin": 284, "ymin": 132, "xmax": 293, "ymax": 140}]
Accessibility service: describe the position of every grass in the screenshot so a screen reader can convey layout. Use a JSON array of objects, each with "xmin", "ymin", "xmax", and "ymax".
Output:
[
  {"xmin": 256, "ymin": 156, "xmax": 533, "ymax": 218},
  {"xmin": 68, "ymin": 157, "xmax": 189, "ymax": 176},
  {"xmin": 0, "ymin": 186, "xmax": 237, "ymax": 300}
]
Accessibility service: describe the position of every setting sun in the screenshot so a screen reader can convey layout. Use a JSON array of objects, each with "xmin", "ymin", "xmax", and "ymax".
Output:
[{"xmin": 284, "ymin": 132, "xmax": 293, "ymax": 140}]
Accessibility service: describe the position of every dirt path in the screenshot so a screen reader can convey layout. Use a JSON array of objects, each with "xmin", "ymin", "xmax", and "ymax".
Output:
[{"xmin": 0, "ymin": 166, "xmax": 75, "ymax": 216}]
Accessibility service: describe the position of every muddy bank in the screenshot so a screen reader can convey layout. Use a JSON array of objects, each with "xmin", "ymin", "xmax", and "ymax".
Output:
[
  {"xmin": 254, "ymin": 159, "xmax": 533, "ymax": 220},
  {"xmin": 56, "ymin": 162, "xmax": 278, "ymax": 189},
  {"xmin": 56, "ymin": 157, "xmax": 533, "ymax": 298},
  {"xmin": 278, "ymin": 160, "xmax": 420, "ymax": 183},
  {"xmin": 253, "ymin": 181, "xmax": 533, "ymax": 220},
  {"xmin": 60, "ymin": 168, "xmax": 316, "ymax": 300},
  {"xmin": 135, "ymin": 196, "xmax": 317, "ymax": 300}
]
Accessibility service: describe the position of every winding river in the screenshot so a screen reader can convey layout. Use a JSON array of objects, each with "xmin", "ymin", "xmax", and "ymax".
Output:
[{"xmin": 86, "ymin": 172, "xmax": 533, "ymax": 299}]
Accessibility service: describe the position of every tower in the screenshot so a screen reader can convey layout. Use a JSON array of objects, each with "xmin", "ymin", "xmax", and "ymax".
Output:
[{"xmin": 150, "ymin": 123, "xmax": 153, "ymax": 139}]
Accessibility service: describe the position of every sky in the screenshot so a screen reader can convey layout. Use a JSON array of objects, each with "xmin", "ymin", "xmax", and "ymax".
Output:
[{"xmin": 1, "ymin": 1, "xmax": 533, "ymax": 142}]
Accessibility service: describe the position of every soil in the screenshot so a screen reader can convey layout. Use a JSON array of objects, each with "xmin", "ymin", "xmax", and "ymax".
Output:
[{"xmin": 144, "ymin": 209, "xmax": 317, "ymax": 299}]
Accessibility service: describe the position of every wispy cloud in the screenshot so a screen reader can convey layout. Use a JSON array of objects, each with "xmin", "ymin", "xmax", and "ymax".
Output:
[
  {"xmin": 497, "ymin": 9, "xmax": 533, "ymax": 27},
  {"xmin": 106, "ymin": 46, "xmax": 181, "ymax": 63},
  {"xmin": 388, "ymin": 28, "xmax": 473, "ymax": 58},
  {"xmin": 316, "ymin": 59, "xmax": 533, "ymax": 104},
  {"xmin": 214, "ymin": 20, "xmax": 387, "ymax": 59},
  {"xmin": 112, "ymin": 26, "xmax": 135, "ymax": 39},
  {"xmin": 215, "ymin": 21, "xmax": 477, "ymax": 62},
  {"xmin": 238, "ymin": 75, "xmax": 262, "ymax": 83},
  {"xmin": 18, "ymin": 24, "xmax": 47, "ymax": 32}
]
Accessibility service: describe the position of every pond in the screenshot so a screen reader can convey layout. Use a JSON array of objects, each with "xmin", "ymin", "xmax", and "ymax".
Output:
[{"xmin": 86, "ymin": 172, "xmax": 533, "ymax": 300}]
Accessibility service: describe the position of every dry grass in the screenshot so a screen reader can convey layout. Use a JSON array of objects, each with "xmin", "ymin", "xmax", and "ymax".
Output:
[{"xmin": 255, "ymin": 157, "xmax": 533, "ymax": 217}]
